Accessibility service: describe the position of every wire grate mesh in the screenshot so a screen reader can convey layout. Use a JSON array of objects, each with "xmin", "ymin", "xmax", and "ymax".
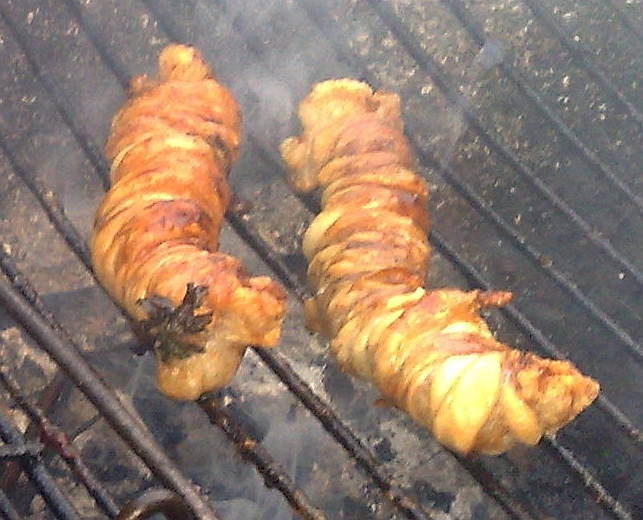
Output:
[{"xmin": 0, "ymin": 0, "xmax": 642, "ymax": 518}]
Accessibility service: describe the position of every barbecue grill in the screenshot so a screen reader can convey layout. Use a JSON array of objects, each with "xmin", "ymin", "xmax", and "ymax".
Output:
[{"xmin": 0, "ymin": 0, "xmax": 642, "ymax": 518}]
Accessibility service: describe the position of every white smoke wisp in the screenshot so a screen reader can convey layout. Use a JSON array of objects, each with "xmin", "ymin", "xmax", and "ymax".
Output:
[{"xmin": 440, "ymin": 38, "xmax": 507, "ymax": 166}]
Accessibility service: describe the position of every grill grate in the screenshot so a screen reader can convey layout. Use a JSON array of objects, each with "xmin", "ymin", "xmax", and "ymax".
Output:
[
  {"xmin": 0, "ymin": 254, "xmax": 220, "ymax": 520},
  {"xmin": 1, "ymin": 0, "xmax": 642, "ymax": 518}
]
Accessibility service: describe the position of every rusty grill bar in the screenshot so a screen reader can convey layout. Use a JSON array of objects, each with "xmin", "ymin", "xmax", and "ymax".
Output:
[{"xmin": 0, "ymin": 0, "xmax": 642, "ymax": 519}]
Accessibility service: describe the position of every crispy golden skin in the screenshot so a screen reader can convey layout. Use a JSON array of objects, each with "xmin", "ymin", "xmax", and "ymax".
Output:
[
  {"xmin": 280, "ymin": 79, "xmax": 599, "ymax": 455},
  {"xmin": 91, "ymin": 44, "xmax": 286, "ymax": 400}
]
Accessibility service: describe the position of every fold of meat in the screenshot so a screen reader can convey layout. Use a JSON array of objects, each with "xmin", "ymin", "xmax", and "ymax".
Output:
[
  {"xmin": 280, "ymin": 78, "xmax": 599, "ymax": 455},
  {"xmin": 91, "ymin": 44, "xmax": 286, "ymax": 400}
]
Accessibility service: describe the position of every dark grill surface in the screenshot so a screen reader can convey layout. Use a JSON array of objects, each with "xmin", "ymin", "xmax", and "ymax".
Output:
[{"xmin": 0, "ymin": 0, "xmax": 642, "ymax": 519}]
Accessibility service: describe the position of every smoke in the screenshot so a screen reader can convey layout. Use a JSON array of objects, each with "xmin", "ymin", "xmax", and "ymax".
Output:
[
  {"xmin": 187, "ymin": 0, "xmax": 354, "ymax": 152},
  {"xmin": 439, "ymin": 38, "xmax": 507, "ymax": 166}
]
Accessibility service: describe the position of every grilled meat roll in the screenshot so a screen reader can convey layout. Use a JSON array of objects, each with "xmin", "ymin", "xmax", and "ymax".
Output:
[
  {"xmin": 91, "ymin": 44, "xmax": 286, "ymax": 400},
  {"xmin": 280, "ymin": 78, "xmax": 599, "ymax": 455}
]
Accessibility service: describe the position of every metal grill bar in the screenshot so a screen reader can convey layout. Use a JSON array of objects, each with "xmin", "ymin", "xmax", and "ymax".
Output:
[
  {"xmin": 0, "ymin": 442, "xmax": 43, "ymax": 460},
  {"xmin": 441, "ymin": 0, "xmax": 643, "ymax": 211},
  {"xmin": 451, "ymin": 455, "xmax": 538, "ymax": 520},
  {"xmin": 0, "ymin": 367, "xmax": 121, "ymax": 517},
  {"xmin": 0, "ymin": 408, "xmax": 81, "ymax": 520},
  {"xmin": 0, "ymin": 256, "xmax": 221, "ymax": 520},
  {"xmin": 115, "ymin": 489, "xmax": 197, "ymax": 520},
  {"xmin": 545, "ymin": 436, "xmax": 634, "ymax": 520},
  {"xmin": 0, "ymin": 490, "xmax": 23, "ymax": 520},
  {"xmin": 227, "ymin": 207, "xmax": 310, "ymax": 300},
  {"xmin": 197, "ymin": 397, "xmax": 328, "ymax": 520},
  {"xmin": 520, "ymin": 0, "xmax": 643, "ymax": 126},
  {"xmin": 368, "ymin": 0, "xmax": 643, "ymax": 297},
  {"xmin": 0, "ymin": 130, "xmax": 92, "ymax": 271},
  {"xmin": 0, "ymin": 371, "xmax": 67, "ymax": 519},
  {"xmin": 0, "ymin": 1, "xmax": 110, "ymax": 190}
]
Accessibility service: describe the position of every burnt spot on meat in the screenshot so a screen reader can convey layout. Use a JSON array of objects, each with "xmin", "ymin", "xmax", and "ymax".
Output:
[{"xmin": 137, "ymin": 283, "xmax": 213, "ymax": 362}]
